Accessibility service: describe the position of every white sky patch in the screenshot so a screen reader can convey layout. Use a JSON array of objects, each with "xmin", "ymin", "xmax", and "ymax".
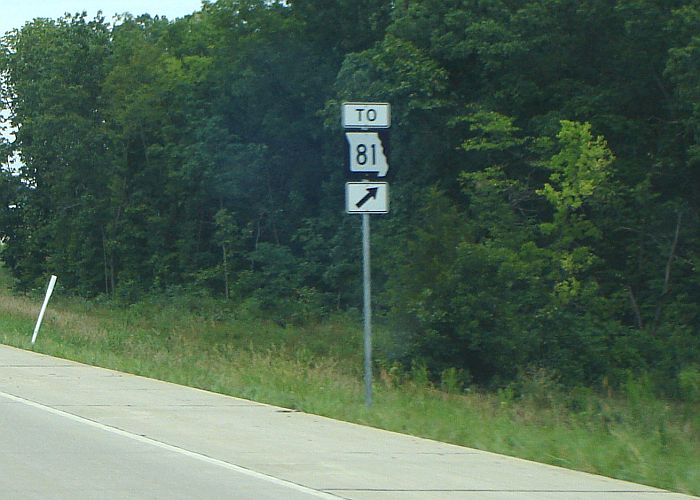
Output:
[{"xmin": 0, "ymin": 0, "xmax": 204, "ymax": 36}]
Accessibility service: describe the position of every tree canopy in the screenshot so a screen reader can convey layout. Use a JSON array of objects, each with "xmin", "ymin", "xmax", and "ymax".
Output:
[{"xmin": 1, "ymin": 0, "xmax": 699, "ymax": 392}]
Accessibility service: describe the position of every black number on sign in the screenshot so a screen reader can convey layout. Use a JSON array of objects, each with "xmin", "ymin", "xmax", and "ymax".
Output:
[
  {"xmin": 356, "ymin": 144, "xmax": 377, "ymax": 166},
  {"xmin": 356, "ymin": 144, "xmax": 367, "ymax": 165}
]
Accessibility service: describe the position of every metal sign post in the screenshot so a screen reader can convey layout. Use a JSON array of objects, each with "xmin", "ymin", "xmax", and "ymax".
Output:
[
  {"xmin": 342, "ymin": 102, "xmax": 391, "ymax": 407},
  {"xmin": 362, "ymin": 213, "xmax": 372, "ymax": 407}
]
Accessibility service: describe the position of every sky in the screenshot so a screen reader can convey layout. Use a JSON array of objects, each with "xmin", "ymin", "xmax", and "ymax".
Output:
[{"xmin": 0, "ymin": 0, "xmax": 205, "ymax": 36}]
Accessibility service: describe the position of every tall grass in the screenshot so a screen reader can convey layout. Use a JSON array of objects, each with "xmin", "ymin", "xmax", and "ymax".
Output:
[{"xmin": 0, "ymin": 268, "xmax": 698, "ymax": 496}]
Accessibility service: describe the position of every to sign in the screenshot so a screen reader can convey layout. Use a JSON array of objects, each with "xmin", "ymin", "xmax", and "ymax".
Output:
[
  {"xmin": 342, "ymin": 102, "xmax": 390, "ymax": 129},
  {"xmin": 345, "ymin": 182, "xmax": 389, "ymax": 214},
  {"xmin": 345, "ymin": 132, "xmax": 389, "ymax": 177}
]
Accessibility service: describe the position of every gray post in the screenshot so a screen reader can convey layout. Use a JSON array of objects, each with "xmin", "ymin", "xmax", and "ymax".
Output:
[{"xmin": 362, "ymin": 213, "xmax": 373, "ymax": 407}]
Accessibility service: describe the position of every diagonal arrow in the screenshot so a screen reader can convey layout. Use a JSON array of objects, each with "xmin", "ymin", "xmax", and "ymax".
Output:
[{"xmin": 356, "ymin": 187, "xmax": 379, "ymax": 209}]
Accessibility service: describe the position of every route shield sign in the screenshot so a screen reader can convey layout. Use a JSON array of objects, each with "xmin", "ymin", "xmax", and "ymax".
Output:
[
  {"xmin": 345, "ymin": 132, "xmax": 389, "ymax": 177},
  {"xmin": 345, "ymin": 182, "xmax": 389, "ymax": 214}
]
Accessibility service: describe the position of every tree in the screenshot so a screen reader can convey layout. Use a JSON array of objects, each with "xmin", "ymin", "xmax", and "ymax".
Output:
[{"xmin": 0, "ymin": 14, "xmax": 112, "ymax": 292}]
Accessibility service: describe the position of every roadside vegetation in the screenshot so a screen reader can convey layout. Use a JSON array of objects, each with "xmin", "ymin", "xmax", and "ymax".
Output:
[
  {"xmin": 1, "ymin": 2, "xmax": 700, "ymax": 495},
  {"xmin": 1, "ymin": 268, "xmax": 697, "ymax": 497},
  {"xmin": 2, "ymin": 1, "xmax": 700, "ymax": 399}
]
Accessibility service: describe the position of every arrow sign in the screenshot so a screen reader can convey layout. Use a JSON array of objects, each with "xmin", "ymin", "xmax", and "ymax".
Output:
[
  {"xmin": 346, "ymin": 182, "xmax": 389, "ymax": 214},
  {"xmin": 355, "ymin": 187, "xmax": 378, "ymax": 209},
  {"xmin": 345, "ymin": 132, "xmax": 389, "ymax": 177}
]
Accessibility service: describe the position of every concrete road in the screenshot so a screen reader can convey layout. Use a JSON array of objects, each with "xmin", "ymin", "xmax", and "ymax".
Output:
[{"xmin": 0, "ymin": 345, "xmax": 696, "ymax": 499}]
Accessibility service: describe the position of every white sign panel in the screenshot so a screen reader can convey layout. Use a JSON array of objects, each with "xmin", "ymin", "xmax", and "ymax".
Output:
[
  {"xmin": 345, "ymin": 132, "xmax": 389, "ymax": 177},
  {"xmin": 346, "ymin": 182, "xmax": 389, "ymax": 214},
  {"xmin": 342, "ymin": 102, "xmax": 390, "ymax": 129}
]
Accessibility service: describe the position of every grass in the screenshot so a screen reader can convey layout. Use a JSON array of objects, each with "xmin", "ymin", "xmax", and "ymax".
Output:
[{"xmin": 1, "ymin": 268, "xmax": 698, "ymax": 496}]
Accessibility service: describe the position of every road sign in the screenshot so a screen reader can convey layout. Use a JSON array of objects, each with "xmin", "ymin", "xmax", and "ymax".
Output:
[
  {"xmin": 341, "ymin": 102, "xmax": 392, "ymax": 408},
  {"xmin": 346, "ymin": 182, "xmax": 389, "ymax": 214},
  {"xmin": 342, "ymin": 102, "xmax": 390, "ymax": 129},
  {"xmin": 345, "ymin": 132, "xmax": 389, "ymax": 177}
]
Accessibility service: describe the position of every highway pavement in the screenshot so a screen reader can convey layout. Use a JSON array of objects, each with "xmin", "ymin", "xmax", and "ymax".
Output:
[{"xmin": 0, "ymin": 344, "xmax": 696, "ymax": 499}]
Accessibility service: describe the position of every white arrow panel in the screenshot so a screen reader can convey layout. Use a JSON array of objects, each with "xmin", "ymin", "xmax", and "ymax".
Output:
[
  {"xmin": 345, "ymin": 132, "xmax": 389, "ymax": 177},
  {"xmin": 346, "ymin": 182, "xmax": 389, "ymax": 214}
]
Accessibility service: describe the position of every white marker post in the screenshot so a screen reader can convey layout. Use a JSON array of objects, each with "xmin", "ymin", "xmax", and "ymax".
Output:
[{"xmin": 32, "ymin": 275, "xmax": 57, "ymax": 345}]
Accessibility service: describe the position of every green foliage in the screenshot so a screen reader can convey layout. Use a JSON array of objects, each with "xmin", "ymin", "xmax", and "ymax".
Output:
[
  {"xmin": 679, "ymin": 365, "xmax": 700, "ymax": 403},
  {"xmin": 1, "ymin": 1, "xmax": 700, "ymax": 393},
  {"xmin": 458, "ymin": 109, "xmax": 526, "ymax": 153},
  {"xmin": 538, "ymin": 121, "xmax": 613, "ymax": 237}
]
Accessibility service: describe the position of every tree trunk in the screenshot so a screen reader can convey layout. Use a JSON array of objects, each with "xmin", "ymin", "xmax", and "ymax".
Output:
[
  {"xmin": 222, "ymin": 244, "xmax": 230, "ymax": 300},
  {"xmin": 652, "ymin": 210, "xmax": 683, "ymax": 335}
]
